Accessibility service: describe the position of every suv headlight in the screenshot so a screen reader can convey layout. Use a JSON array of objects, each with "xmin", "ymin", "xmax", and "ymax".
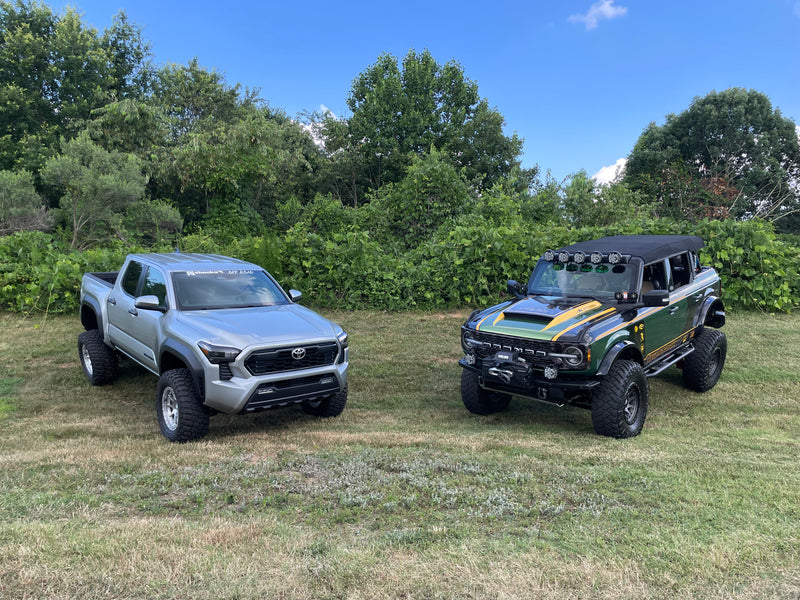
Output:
[
  {"xmin": 198, "ymin": 341, "xmax": 241, "ymax": 364},
  {"xmin": 462, "ymin": 330, "xmax": 477, "ymax": 352},
  {"xmin": 547, "ymin": 345, "xmax": 588, "ymax": 369}
]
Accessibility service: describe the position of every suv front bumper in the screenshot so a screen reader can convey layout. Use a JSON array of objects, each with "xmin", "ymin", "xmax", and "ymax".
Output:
[{"xmin": 459, "ymin": 358, "xmax": 599, "ymax": 403}]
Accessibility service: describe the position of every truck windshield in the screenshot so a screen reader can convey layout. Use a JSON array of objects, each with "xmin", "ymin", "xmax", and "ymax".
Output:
[
  {"xmin": 527, "ymin": 261, "xmax": 638, "ymax": 300},
  {"xmin": 172, "ymin": 270, "xmax": 289, "ymax": 310}
]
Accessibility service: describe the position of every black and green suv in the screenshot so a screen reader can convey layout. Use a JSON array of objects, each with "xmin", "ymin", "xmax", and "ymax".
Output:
[{"xmin": 459, "ymin": 235, "xmax": 726, "ymax": 438}]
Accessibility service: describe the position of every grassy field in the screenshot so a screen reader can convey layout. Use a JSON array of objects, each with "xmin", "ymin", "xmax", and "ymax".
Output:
[{"xmin": 1, "ymin": 310, "xmax": 799, "ymax": 599}]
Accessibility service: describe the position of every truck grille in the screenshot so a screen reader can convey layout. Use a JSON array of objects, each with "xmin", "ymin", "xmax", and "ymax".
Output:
[
  {"xmin": 244, "ymin": 342, "xmax": 338, "ymax": 376},
  {"xmin": 469, "ymin": 331, "xmax": 553, "ymax": 360}
]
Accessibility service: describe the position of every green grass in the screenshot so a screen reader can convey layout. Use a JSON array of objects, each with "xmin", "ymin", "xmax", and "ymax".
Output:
[{"xmin": 1, "ymin": 310, "xmax": 799, "ymax": 599}]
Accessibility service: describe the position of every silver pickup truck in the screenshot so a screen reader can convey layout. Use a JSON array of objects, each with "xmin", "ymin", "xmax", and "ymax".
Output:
[{"xmin": 78, "ymin": 252, "xmax": 349, "ymax": 442}]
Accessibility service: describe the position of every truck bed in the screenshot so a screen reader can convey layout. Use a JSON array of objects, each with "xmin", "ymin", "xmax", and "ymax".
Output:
[{"xmin": 85, "ymin": 272, "xmax": 118, "ymax": 287}]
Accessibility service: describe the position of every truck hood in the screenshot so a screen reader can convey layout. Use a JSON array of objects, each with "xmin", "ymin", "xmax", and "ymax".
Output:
[
  {"xmin": 175, "ymin": 304, "xmax": 341, "ymax": 350},
  {"xmin": 474, "ymin": 296, "xmax": 617, "ymax": 341}
]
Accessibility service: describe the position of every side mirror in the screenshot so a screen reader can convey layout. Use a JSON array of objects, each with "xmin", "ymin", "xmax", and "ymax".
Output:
[
  {"xmin": 289, "ymin": 289, "xmax": 303, "ymax": 303},
  {"xmin": 507, "ymin": 280, "xmax": 526, "ymax": 299},
  {"xmin": 642, "ymin": 289, "xmax": 669, "ymax": 307},
  {"xmin": 135, "ymin": 295, "xmax": 166, "ymax": 312}
]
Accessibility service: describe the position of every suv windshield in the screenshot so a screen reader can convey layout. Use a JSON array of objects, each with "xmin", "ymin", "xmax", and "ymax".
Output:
[
  {"xmin": 527, "ymin": 261, "xmax": 639, "ymax": 300},
  {"xmin": 173, "ymin": 269, "xmax": 289, "ymax": 310}
]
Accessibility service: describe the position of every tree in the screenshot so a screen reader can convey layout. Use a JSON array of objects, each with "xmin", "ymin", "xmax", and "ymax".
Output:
[
  {"xmin": 320, "ymin": 49, "xmax": 526, "ymax": 204},
  {"xmin": 149, "ymin": 59, "xmax": 259, "ymax": 143},
  {"xmin": 0, "ymin": 2, "xmax": 152, "ymax": 171},
  {"xmin": 41, "ymin": 131, "xmax": 146, "ymax": 248},
  {"xmin": 0, "ymin": 169, "xmax": 50, "ymax": 233},
  {"xmin": 368, "ymin": 148, "xmax": 473, "ymax": 248},
  {"xmin": 624, "ymin": 89, "xmax": 800, "ymax": 227}
]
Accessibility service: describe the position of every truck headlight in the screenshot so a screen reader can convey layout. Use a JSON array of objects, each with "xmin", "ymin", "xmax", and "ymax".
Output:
[
  {"xmin": 198, "ymin": 341, "xmax": 241, "ymax": 364},
  {"xmin": 337, "ymin": 331, "xmax": 349, "ymax": 350},
  {"xmin": 337, "ymin": 331, "xmax": 349, "ymax": 364}
]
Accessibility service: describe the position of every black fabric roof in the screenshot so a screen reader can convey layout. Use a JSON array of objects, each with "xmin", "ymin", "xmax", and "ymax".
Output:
[{"xmin": 559, "ymin": 235, "xmax": 704, "ymax": 264}]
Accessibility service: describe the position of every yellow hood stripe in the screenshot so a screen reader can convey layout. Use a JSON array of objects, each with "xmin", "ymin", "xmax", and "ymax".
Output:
[
  {"xmin": 552, "ymin": 307, "xmax": 617, "ymax": 341},
  {"xmin": 542, "ymin": 301, "xmax": 601, "ymax": 331}
]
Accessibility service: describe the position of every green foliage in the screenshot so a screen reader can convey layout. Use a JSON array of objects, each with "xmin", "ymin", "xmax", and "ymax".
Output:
[
  {"xmin": 121, "ymin": 198, "xmax": 182, "ymax": 246},
  {"xmin": 696, "ymin": 219, "xmax": 800, "ymax": 312},
  {"xmin": 369, "ymin": 150, "xmax": 473, "ymax": 248},
  {"xmin": 320, "ymin": 49, "xmax": 525, "ymax": 205},
  {"xmin": 0, "ymin": 3, "xmax": 152, "ymax": 171},
  {"xmin": 41, "ymin": 131, "xmax": 146, "ymax": 248},
  {"xmin": 0, "ymin": 168, "xmax": 50, "ymax": 233},
  {"xmin": 624, "ymin": 88, "xmax": 800, "ymax": 228},
  {"xmin": 0, "ymin": 230, "xmax": 130, "ymax": 314}
]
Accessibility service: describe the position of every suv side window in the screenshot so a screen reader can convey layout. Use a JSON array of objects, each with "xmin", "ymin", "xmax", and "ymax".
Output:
[
  {"xmin": 670, "ymin": 252, "xmax": 692, "ymax": 288},
  {"xmin": 642, "ymin": 259, "xmax": 669, "ymax": 293},
  {"xmin": 141, "ymin": 266, "xmax": 168, "ymax": 308},
  {"xmin": 120, "ymin": 260, "xmax": 143, "ymax": 297}
]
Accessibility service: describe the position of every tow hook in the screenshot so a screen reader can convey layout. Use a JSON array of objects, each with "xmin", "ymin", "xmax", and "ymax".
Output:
[
  {"xmin": 488, "ymin": 367, "xmax": 514, "ymax": 384},
  {"xmin": 537, "ymin": 387, "xmax": 548, "ymax": 400}
]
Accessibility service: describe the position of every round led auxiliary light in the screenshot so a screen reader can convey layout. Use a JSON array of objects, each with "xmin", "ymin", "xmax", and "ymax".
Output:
[
  {"xmin": 573, "ymin": 251, "xmax": 586, "ymax": 264},
  {"xmin": 590, "ymin": 252, "xmax": 603, "ymax": 264},
  {"xmin": 608, "ymin": 251, "xmax": 622, "ymax": 265},
  {"xmin": 557, "ymin": 251, "xmax": 570, "ymax": 263},
  {"xmin": 543, "ymin": 250, "xmax": 556, "ymax": 262}
]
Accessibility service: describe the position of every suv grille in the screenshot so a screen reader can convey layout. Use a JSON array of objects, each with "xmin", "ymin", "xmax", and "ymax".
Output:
[
  {"xmin": 469, "ymin": 331, "xmax": 553, "ymax": 360},
  {"xmin": 244, "ymin": 342, "xmax": 338, "ymax": 376}
]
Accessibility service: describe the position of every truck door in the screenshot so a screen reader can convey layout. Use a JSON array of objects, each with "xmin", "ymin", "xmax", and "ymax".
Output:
[{"xmin": 107, "ymin": 261, "xmax": 165, "ymax": 373}]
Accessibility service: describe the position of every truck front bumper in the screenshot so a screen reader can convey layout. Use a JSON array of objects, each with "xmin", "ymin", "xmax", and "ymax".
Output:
[{"xmin": 203, "ymin": 362, "xmax": 348, "ymax": 414}]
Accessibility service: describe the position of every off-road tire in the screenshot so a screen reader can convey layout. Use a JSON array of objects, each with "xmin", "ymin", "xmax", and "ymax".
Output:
[
  {"xmin": 156, "ymin": 369, "xmax": 210, "ymax": 443},
  {"xmin": 591, "ymin": 359, "xmax": 648, "ymax": 439},
  {"xmin": 78, "ymin": 329, "xmax": 118, "ymax": 385},
  {"xmin": 682, "ymin": 328, "xmax": 726, "ymax": 392},
  {"xmin": 301, "ymin": 384, "xmax": 348, "ymax": 417},
  {"xmin": 461, "ymin": 369, "xmax": 511, "ymax": 415}
]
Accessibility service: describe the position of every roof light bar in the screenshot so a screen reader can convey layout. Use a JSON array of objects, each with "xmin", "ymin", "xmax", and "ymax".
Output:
[{"xmin": 542, "ymin": 249, "xmax": 628, "ymax": 264}]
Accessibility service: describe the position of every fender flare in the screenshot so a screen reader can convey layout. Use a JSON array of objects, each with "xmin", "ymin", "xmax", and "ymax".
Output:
[
  {"xmin": 160, "ymin": 338, "xmax": 206, "ymax": 400},
  {"xmin": 80, "ymin": 298, "xmax": 104, "ymax": 332},
  {"xmin": 596, "ymin": 341, "xmax": 643, "ymax": 377},
  {"xmin": 698, "ymin": 296, "xmax": 725, "ymax": 328}
]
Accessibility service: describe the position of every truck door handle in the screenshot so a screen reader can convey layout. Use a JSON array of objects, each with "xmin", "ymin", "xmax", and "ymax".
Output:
[
  {"xmin": 128, "ymin": 307, "xmax": 138, "ymax": 317},
  {"xmin": 693, "ymin": 293, "xmax": 703, "ymax": 302},
  {"xmin": 108, "ymin": 297, "xmax": 117, "ymax": 305},
  {"xmin": 669, "ymin": 306, "xmax": 680, "ymax": 315}
]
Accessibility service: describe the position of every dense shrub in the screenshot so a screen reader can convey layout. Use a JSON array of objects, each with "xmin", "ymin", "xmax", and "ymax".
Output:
[{"xmin": 1, "ymin": 218, "xmax": 798, "ymax": 314}]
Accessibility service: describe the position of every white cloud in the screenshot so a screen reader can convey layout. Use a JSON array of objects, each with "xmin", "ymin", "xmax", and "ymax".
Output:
[
  {"xmin": 568, "ymin": 0, "xmax": 628, "ymax": 30},
  {"xmin": 592, "ymin": 157, "xmax": 627, "ymax": 185}
]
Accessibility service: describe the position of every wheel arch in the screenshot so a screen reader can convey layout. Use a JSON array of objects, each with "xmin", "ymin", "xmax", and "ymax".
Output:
[
  {"xmin": 699, "ymin": 297, "xmax": 725, "ymax": 328},
  {"xmin": 159, "ymin": 339, "xmax": 206, "ymax": 401},
  {"xmin": 596, "ymin": 341, "xmax": 643, "ymax": 377},
  {"xmin": 80, "ymin": 300, "xmax": 102, "ymax": 331}
]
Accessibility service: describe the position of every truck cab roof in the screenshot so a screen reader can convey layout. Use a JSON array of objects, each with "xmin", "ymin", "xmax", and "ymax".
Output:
[{"xmin": 126, "ymin": 252, "xmax": 257, "ymax": 272}]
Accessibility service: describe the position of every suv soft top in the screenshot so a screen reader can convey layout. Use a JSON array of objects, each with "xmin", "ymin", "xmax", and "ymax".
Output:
[{"xmin": 559, "ymin": 235, "xmax": 704, "ymax": 265}]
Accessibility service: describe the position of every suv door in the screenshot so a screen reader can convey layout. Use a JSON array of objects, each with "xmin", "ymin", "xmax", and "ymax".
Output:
[{"xmin": 642, "ymin": 255, "xmax": 693, "ymax": 366}]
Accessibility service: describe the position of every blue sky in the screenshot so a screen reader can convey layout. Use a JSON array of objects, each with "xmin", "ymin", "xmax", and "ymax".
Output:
[{"xmin": 52, "ymin": 0, "xmax": 800, "ymax": 183}]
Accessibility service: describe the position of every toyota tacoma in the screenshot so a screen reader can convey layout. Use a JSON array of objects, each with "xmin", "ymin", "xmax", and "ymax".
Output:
[{"xmin": 79, "ymin": 252, "xmax": 349, "ymax": 442}]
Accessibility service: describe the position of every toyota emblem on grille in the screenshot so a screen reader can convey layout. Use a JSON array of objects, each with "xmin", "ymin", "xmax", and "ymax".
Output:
[{"xmin": 291, "ymin": 347, "xmax": 306, "ymax": 360}]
